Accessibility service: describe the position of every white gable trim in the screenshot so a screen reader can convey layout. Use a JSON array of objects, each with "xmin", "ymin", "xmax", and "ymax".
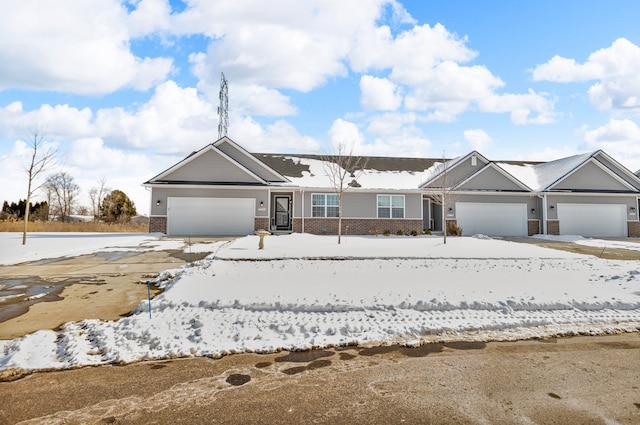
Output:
[
  {"xmin": 214, "ymin": 137, "xmax": 291, "ymax": 182},
  {"xmin": 593, "ymin": 150, "xmax": 640, "ymax": 187},
  {"xmin": 454, "ymin": 163, "xmax": 532, "ymax": 191},
  {"xmin": 151, "ymin": 144, "xmax": 268, "ymax": 184},
  {"xmin": 549, "ymin": 157, "xmax": 637, "ymax": 192}
]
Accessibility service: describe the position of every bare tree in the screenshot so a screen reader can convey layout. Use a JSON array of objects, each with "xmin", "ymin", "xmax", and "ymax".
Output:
[
  {"xmin": 321, "ymin": 141, "xmax": 368, "ymax": 244},
  {"xmin": 21, "ymin": 126, "xmax": 57, "ymax": 245},
  {"xmin": 422, "ymin": 152, "xmax": 463, "ymax": 244},
  {"xmin": 89, "ymin": 177, "xmax": 110, "ymax": 220},
  {"xmin": 45, "ymin": 172, "xmax": 79, "ymax": 222}
]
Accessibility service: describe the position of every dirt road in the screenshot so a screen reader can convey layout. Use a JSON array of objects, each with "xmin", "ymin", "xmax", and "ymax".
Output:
[{"xmin": 1, "ymin": 333, "xmax": 639, "ymax": 424}]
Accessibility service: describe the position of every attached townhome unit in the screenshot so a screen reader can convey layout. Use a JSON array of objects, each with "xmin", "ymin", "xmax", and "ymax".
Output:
[{"xmin": 143, "ymin": 137, "xmax": 640, "ymax": 238}]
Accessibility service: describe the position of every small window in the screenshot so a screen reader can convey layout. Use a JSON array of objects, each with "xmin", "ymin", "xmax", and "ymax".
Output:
[
  {"xmin": 471, "ymin": 155, "xmax": 477, "ymax": 166},
  {"xmin": 377, "ymin": 195, "xmax": 405, "ymax": 219},
  {"xmin": 312, "ymin": 193, "xmax": 339, "ymax": 217}
]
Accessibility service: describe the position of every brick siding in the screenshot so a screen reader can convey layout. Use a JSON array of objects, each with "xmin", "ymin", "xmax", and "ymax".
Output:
[
  {"xmin": 528, "ymin": 219, "xmax": 540, "ymax": 236},
  {"xmin": 628, "ymin": 221, "xmax": 640, "ymax": 237},
  {"xmin": 546, "ymin": 220, "xmax": 559, "ymax": 236},
  {"xmin": 149, "ymin": 216, "xmax": 167, "ymax": 233},
  {"xmin": 294, "ymin": 218, "xmax": 424, "ymax": 235},
  {"xmin": 254, "ymin": 217, "xmax": 269, "ymax": 232}
]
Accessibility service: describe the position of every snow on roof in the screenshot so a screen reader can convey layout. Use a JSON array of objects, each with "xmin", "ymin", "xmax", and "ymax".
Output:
[
  {"xmin": 280, "ymin": 156, "xmax": 434, "ymax": 190},
  {"xmin": 496, "ymin": 162, "xmax": 539, "ymax": 190},
  {"xmin": 497, "ymin": 152, "xmax": 595, "ymax": 191}
]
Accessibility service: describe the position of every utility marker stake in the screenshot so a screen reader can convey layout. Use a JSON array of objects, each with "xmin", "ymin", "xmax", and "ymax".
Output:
[{"xmin": 147, "ymin": 280, "xmax": 152, "ymax": 319}]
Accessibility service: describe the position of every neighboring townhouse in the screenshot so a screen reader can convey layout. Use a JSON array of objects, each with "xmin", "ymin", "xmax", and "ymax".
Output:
[{"xmin": 143, "ymin": 137, "xmax": 640, "ymax": 237}]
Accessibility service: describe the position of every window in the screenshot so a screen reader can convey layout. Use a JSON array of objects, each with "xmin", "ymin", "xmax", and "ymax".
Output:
[
  {"xmin": 377, "ymin": 195, "xmax": 405, "ymax": 218},
  {"xmin": 312, "ymin": 193, "xmax": 339, "ymax": 217}
]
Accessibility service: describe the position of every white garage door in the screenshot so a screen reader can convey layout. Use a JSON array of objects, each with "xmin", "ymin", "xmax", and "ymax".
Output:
[
  {"xmin": 167, "ymin": 197, "xmax": 255, "ymax": 236},
  {"xmin": 455, "ymin": 202, "xmax": 528, "ymax": 236},
  {"xmin": 557, "ymin": 203, "xmax": 626, "ymax": 237}
]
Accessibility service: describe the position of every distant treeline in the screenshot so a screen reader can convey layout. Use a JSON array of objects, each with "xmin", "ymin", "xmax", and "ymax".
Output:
[{"xmin": 1, "ymin": 200, "xmax": 49, "ymax": 221}]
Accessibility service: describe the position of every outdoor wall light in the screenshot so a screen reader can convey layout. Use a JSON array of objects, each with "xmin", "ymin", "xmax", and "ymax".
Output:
[
  {"xmin": 448, "ymin": 207, "xmax": 453, "ymax": 212},
  {"xmin": 260, "ymin": 201, "xmax": 264, "ymax": 207},
  {"xmin": 631, "ymin": 206, "xmax": 637, "ymax": 212},
  {"xmin": 531, "ymin": 208, "xmax": 536, "ymax": 213},
  {"xmin": 156, "ymin": 200, "xmax": 161, "ymax": 206},
  {"xmin": 550, "ymin": 205, "xmax": 555, "ymax": 210}
]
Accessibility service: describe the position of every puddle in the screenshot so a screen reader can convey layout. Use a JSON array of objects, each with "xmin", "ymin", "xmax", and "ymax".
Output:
[
  {"xmin": 226, "ymin": 374, "xmax": 251, "ymax": 386},
  {"xmin": 26, "ymin": 257, "xmax": 69, "ymax": 266},
  {"xmin": 95, "ymin": 251, "xmax": 140, "ymax": 261},
  {"xmin": 358, "ymin": 343, "xmax": 446, "ymax": 358},
  {"xmin": 444, "ymin": 341, "xmax": 487, "ymax": 350},
  {"xmin": 275, "ymin": 350, "xmax": 334, "ymax": 363},
  {"xmin": 0, "ymin": 276, "xmax": 106, "ymax": 323}
]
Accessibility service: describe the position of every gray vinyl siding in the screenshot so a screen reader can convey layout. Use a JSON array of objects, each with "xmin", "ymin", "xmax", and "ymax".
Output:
[
  {"xmin": 545, "ymin": 195, "xmax": 637, "ymax": 220},
  {"xmin": 163, "ymin": 150, "xmax": 261, "ymax": 184},
  {"xmin": 300, "ymin": 191, "xmax": 421, "ymax": 219},
  {"xmin": 424, "ymin": 155, "xmax": 487, "ymax": 189},
  {"xmin": 457, "ymin": 166, "xmax": 526, "ymax": 191},
  {"xmin": 595, "ymin": 156, "xmax": 640, "ymax": 190},
  {"xmin": 151, "ymin": 187, "xmax": 270, "ymax": 217},
  {"xmin": 554, "ymin": 163, "xmax": 631, "ymax": 191},
  {"xmin": 217, "ymin": 141, "xmax": 285, "ymax": 182}
]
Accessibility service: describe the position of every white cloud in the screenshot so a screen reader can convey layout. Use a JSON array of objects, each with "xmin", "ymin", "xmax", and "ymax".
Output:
[
  {"xmin": 478, "ymin": 89, "xmax": 557, "ymax": 125},
  {"xmin": 463, "ymin": 129, "xmax": 492, "ymax": 151},
  {"xmin": 328, "ymin": 117, "xmax": 431, "ymax": 157},
  {"xmin": 580, "ymin": 118, "xmax": 640, "ymax": 171},
  {"xmin": 230, "ymin": 116, "xmax": 320, "ymax": 154},
  {"xmin": 360, "ymin": 75, "xmax": 403, "ymax": 111},
  {"xmin": 328, "ymin": 119, "xmax": 365, "ymax": 152},
  {"xmin": 532, "ymin": 38, "xmax": 640, "ymax": 111},
  {"xmin": 0, "ymin": 0, "xmax": 172, "ymax": 94}
]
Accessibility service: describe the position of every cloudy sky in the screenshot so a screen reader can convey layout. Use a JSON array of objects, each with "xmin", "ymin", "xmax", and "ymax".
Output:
[{"xmin": 2, "ymin": 0, "xmax": 640, "ymax": 215}]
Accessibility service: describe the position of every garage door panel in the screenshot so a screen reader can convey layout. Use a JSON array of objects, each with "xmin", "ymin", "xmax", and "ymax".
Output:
[
  {"xmin": 168, "ymin": 197, "xmax": 255, "ymax": 236},
  {"xmin": 557, "ymin": 204, "xmax": 626, "ymax": 237},
  {"xmin": 456, "ymin": 203, "xmax": 527, "ymax": 236}
]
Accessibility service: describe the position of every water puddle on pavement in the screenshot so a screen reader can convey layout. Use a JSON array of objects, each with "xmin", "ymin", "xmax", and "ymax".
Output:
[{"xmin": 0, "ymin": 276, "xmax": 106, "ymax": 322}]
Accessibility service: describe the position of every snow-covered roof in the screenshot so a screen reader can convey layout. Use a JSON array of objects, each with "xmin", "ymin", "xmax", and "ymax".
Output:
[{"xmin": 257, "ymin": 154, "xmax": 437, "ymax": 190}]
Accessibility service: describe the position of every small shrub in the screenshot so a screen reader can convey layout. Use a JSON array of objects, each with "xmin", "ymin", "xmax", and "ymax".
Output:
[
  {"xmin": 396, "ymin": 229, "xmax": 404, "ymax": 236},
  {"xmin": 410, "ymin": 229, "xmax": 418, "ymax": 236},
  {"xmin": 424, "ymin": 229, "xmax": 432, "ymax": 235},
  {"xmin": 446, "ymin": 221, "xmax": 463, "ymax": 236},
  {"xmin": 383, "ymin": 229, "xmax": 391, "ymax": 236}
]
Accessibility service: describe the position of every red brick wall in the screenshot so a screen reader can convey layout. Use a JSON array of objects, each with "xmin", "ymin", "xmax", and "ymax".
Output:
[
  {"xmin": 528, "ymin": 220, "xmax": 540, "ymax": 236},
  {"xmin": 149, "ymin": 216, "xmax": 167, "ymax": 233},
  {"xmin": 254, "ymin": 217, "xmax": 269, "ymax": 231},
  {"xmin": 295, "ymin": 218, "xmax": 423, "ymax": 235},
  {"xmin": 628, "ymin": 221, "xmax": 640, "ymax": 237},
  {"xmin": 546, "ymin": 220, "xmax": 559, "ymax": 235}
]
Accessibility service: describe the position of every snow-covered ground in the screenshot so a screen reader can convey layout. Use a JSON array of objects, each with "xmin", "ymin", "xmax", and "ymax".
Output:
[{"xmin": 1, "ymin": 232, "xmax": 640, "ymax": 374}]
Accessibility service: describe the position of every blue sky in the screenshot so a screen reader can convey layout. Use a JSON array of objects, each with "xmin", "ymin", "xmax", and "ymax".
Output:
[{"xmin": 2, "ymin": 0, "xmax": 640, "ymax": 215}]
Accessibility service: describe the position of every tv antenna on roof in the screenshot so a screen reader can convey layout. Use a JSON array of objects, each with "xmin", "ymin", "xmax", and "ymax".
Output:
[{"xmin": 217, "ymin": 72, "xmax": 229, "ymax": 139}]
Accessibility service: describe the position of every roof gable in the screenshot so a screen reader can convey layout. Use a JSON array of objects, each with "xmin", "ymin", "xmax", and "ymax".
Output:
[
  {"xmin": 419, "ymin": 151, "xmax": 490, "ymax": 189},
  {"xmin": 146, "ymin": 145, "xmax": 267, "ymax": 185},
  {"xmin": 456, "ymin": 163, "xmax": 531, "ymax": 191},
  {"xmin": 214, "ymin": 137, "xmax": 289, "ymax": 183},
  {"xmin": 550, "ymin": 157, "xmax": 637, "ymax": 192}
]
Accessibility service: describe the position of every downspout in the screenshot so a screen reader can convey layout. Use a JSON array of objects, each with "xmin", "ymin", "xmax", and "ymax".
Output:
[
  {"xmin": 301, "ymin": 189, "xmax": 305, "ymax": 233},
  {"xmin": 540, "ymin": 194, "xmax": 547, "ymax": 235}
]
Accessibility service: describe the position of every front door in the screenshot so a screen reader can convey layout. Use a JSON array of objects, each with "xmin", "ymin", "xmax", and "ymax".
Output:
[{"xmin": 275, "ymin": 196, "xmax": 290, "ymax": 230}]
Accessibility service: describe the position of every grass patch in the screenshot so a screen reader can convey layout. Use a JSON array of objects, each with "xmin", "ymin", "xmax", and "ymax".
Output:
[{"xmin": 0, "ymin": 220, "xmax": 148, "ymax": 233}]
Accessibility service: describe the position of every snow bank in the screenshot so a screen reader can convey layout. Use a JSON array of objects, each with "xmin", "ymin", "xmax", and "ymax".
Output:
[{"xmin": 2, "ymin": 234, "xmax": 640, "ymax": 374}]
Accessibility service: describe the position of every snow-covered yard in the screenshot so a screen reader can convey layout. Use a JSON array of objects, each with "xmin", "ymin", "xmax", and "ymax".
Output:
[{"xmin": 1, "ymin": 232, "xmax": 640, "ymax": 374}]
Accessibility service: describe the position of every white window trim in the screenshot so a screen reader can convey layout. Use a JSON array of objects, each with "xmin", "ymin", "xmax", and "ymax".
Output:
[
  {"xmin": 311, "ymin": 193, "xmax": 339, "ymax": 218},
  {"xmin": 377, "ymin": 194, "xmax": 405, "ymax": 219}
]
